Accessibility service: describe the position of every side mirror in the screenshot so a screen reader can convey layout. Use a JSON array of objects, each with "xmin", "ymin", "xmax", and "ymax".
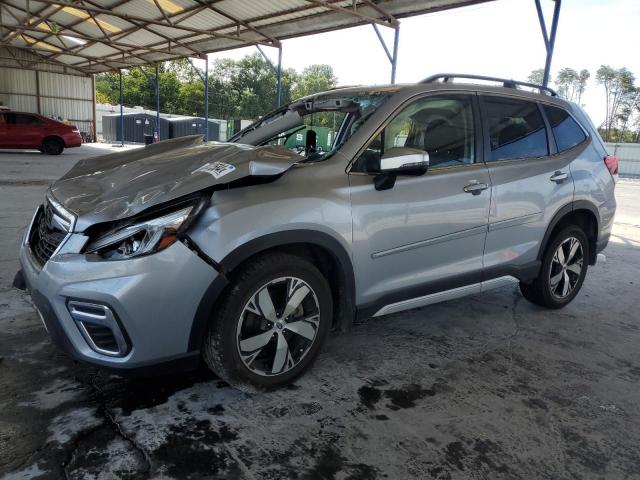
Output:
[
  {"xmin": 374, "ymin": 147, "xmax": 429, "ymax": 191},
  {"xmin": 380, "ymin": 147, "xmax": 429, "ymax": 174}
]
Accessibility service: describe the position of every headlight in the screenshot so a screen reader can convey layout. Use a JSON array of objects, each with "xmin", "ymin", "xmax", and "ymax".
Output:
[{"xmin": 84, "ymin": 196, "xmax": 207, "ymax": 260}]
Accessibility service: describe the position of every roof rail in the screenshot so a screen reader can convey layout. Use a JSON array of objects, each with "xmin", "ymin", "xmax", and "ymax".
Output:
[{"xmin": 420, "ymin": 73, "xmax": 557, "ymax": 97}]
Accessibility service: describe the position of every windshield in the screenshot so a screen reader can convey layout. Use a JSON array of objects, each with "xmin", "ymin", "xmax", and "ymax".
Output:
[{"xmin": 230, "ymin": 92, "xmax": 390, "ymax": 162}]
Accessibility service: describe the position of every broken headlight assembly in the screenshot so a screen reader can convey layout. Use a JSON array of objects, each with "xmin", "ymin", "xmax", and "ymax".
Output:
[{"xmin": 84, "ymin": 195, "xmax": 209, "ymax": 260}]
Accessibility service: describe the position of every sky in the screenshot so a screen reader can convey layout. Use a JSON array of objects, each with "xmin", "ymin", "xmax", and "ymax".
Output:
[{"xmin": 198, "ymin": 0, "xmax": 640, "ymax": 126}]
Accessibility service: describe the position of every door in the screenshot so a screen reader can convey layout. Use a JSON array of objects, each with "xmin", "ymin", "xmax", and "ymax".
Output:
[
  {"xmin": 348, "ymin": 93, "xmax": 491, "ymax": 311},
  {"xmin": 3, "ymin": 113, "xmax": 46, "ymax": 148},
  {"xmin": 479, "ymin": 95, "xmax": 575, "ymax": 277}
]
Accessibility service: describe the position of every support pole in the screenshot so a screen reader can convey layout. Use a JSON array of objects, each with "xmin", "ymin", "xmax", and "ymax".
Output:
[
  {"xmin": 276, "ymin": 46, "xmax": 282, "ymax": 108},
  {"xmin": 35, "ymin": 71, "xmax": 41, "ymax": 114},
  {"xmin": 204, "ymin": 54, "xmax": 209, "ymax": 141},
  {"xmin": 119, "ymin": 69, "xmax": 124, "ymax": 147},
  {"xmin": 256, "ymin": 44, "xmax": 283, "ymax": 108},
  {"xmin": 536, "ymin": 0, "xmax": 562, "ymax": 88},
  {"xmin": 91, "ymin": 73, "xmax": 97, "ymax": 143},
  {"xmin": 534, "ymin": 0, "xmax": 550, "ymax": 50},
  {"xmin": 391, "ymin": 27, "xmax": 399, "ymax": 84},
  {"xmin": 372, "ymin": 23, "xmax": 400, "ymax": 84},
  {"xmin": 155, "ymin": 64, "xmax": 160, "ymax": 142}
]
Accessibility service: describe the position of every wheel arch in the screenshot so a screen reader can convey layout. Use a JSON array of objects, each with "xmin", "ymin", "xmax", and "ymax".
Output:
[
  {"xmin": 188, "ymin": 230, "xmax": 356, "ymax": 351},
  {"xmin": 538, "ymin": 201, "xmax": 600, "ymax": 266}
]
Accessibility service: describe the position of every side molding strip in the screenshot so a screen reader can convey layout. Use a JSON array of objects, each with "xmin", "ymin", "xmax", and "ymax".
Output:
[
  {"xmin": 373, "ymin": 275, "xmax": 518, "ymax": 317},
  {"xmin": 371, "ymin": 225, "xmax": 487, "ymax": 259}
]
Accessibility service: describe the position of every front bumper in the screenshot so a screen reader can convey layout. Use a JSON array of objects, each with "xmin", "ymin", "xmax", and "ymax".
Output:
[
  {"xmin": 19, "ymin": 230, "xmax": 220, "ymax": 371},
  {"xmin": 62, "ymin": 132, "xmax": 83, "ymax": 148}
]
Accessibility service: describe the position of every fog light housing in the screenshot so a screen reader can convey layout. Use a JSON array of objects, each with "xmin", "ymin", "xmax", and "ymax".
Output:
[{"xmin": 67, "ymin": 300, "xmax": 129, "ymax": 357}]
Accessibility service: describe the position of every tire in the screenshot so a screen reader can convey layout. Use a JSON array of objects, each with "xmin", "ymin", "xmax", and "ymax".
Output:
[
  {"xmin": 202, "ymin": 252, "xmax": 333, "ymax": 388},
  {"xmin": 520, "ymin": 225, "xmax": 589, "ymax": 309},
  {"xmin": 42, "ymin": 138, "xmax": 64, "ymax": 155}
]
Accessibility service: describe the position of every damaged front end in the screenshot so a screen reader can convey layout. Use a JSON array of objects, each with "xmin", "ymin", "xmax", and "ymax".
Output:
[{"xmin": 51, "ymin": 135, "xmax": 302, "ymax": 233}]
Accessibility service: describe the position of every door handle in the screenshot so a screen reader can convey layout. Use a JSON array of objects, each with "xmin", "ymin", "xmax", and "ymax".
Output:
[
  {"xmin": 463, "ymin": 182, "xmax": 489, "ymax": 195},
  {"xmin": 550, "ymin": 171, "xmax": 568, "ymax": 183}
]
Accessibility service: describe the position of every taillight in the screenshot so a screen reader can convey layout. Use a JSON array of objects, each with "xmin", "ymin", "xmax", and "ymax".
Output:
[{"xmin": 604, "ymin": 155, "xmax": 618, "ymax": 175}]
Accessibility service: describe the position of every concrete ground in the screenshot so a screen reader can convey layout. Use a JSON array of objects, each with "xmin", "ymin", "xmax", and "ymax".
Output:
[{"xmin": 1, "ymin": 145, "xmax": 639, "ymax": 480}]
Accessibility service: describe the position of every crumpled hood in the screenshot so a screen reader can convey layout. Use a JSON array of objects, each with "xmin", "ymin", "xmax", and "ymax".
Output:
[{"xmin": 51, "ymin": 135, "xmax": 300, "ymax": 232}]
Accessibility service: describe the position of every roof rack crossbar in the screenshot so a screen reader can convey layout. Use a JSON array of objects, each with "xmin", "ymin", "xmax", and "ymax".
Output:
[{"xmin": 420, "ymin": 73, "xmax": 558, "ymax": 97}]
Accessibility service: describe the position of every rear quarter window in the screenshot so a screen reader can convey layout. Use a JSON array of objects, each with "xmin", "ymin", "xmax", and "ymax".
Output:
[
  {"xmin": 483, "ymin": 96, "xmax": 548, "ymax": 161},
  {"xmin": 543, "ymin": 105, "xmax": 587, "ymax": 152}
]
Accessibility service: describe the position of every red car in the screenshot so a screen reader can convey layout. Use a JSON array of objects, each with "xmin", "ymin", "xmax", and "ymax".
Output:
[{"xmin": 0, "ymin": 111, "xmax": 83, "ymax": 155}]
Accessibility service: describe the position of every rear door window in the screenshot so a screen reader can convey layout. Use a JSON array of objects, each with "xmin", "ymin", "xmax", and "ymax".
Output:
[
  {"xmin": 483, "ymin": 96, "xmax": 548, "ymax": 161},
  {"xmin": 14, "ymin": 114, "xmax": 44, "ymax": 125},
  {"xmin": 543, "ymin": 105, "xmax": 587, "ymax": 152}
]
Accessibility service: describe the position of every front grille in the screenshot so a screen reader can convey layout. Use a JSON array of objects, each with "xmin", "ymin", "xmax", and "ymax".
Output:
[
  {"xmin": 81, "ymin": 322, "xmax": 120, "ymax": 353},
  {"xmin": 29, "ymin": 204, "xmax": 68, "ymax": 266}
]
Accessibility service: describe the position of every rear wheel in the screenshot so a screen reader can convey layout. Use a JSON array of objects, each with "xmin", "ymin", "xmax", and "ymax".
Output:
[
  {"xmin": 202, "ymin": 253, "xmax": 332, "ymax": 388},
  {"xmin": 42, "ymin": 138, "xmax": 64, "ymax": 155},
  {"xmin": 520, "ymin": 225, "xmax": 589, "ymax": 309}
]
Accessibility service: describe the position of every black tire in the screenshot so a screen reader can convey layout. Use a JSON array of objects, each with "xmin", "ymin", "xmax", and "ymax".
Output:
[
  {"xmin": 520, "ymin": 225, "xmax": 589, "ymax": 309},
  {"xmin": 202, "ymin": 252, "xmax": 333, "ymax": 388},
  {"xmin": 42, "ymin": 138, "xmax": 64, "ymax": 155}
]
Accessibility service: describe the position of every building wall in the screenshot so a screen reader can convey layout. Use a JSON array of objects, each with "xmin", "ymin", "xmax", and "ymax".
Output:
[
  {"xmin": 97, "ymin": 103, "xmax": 229, "ymax": 142},
  {"xmin": 0, "ymin": 48, "xmax": 95, "ymax": 140},
  {"xmin": 606, "ymin": 143, "xmax": 640, "ymax": 178}
]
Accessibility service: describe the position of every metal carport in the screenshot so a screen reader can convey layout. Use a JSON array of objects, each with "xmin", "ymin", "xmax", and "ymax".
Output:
[{"xmin": 0, "ymin": 0, "xmax": 562, "ymax": 142}]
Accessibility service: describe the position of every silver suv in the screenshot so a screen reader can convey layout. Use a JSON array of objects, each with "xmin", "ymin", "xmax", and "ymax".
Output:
[{"xmin": 16, "ymin": 74, "xmax": 617, "ymax": 387}]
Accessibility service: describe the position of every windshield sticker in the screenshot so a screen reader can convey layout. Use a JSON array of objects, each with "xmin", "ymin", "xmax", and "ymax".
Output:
[{"xmin": 192, "ymin": 162, "xmax": 236, "ymax": 179}]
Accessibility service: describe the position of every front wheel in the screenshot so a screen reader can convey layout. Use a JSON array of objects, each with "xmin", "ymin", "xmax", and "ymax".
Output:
[
  {"xmin": 520, "ymin": 225, "xmax": 589, "ymax": 309},
  {"xmin": 202, "ymin": 253, "xmax": 333, "ymax": 388}
]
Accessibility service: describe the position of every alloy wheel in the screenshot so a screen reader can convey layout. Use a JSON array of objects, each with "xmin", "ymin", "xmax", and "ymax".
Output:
[
  {"xmin": 549, "ymin": 236, "xmax": 584, "ymax": 299},
  {"xmin": 236, "ymin": 276, "xmax": 320, "ymax": 377}
]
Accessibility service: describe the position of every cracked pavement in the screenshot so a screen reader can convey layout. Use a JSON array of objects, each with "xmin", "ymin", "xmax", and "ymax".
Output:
[{"xmin": 1, "ymin": 146, "xmax": 640, "ymax": 479}]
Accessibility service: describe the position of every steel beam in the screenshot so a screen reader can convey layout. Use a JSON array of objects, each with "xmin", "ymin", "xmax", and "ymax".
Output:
[
  {"xmin": 371, "ymin": 23, "xmax": 400, "ymax": 84},
  {"xmin": 34, "ymin": 70, "xmax": 41, "ymax": 114},
  {"xmin": 305, "ymin": 1, "xmax": 398, "ymax": 28},
  {"xmin": 543, "ymin": 0, "xmax": 561, "ymax": 88},
  {"xmin": 33, "ymin": 0, "xmax": 272, "ymax": 46},
  {"xmin": 155, "ymin": 64, "xmax": 160, "ymax": 142},
  {"xmin": 119, "ymin": 69, "xmax": 124, "ymax": 147},
  {"xmin": 186, "ymin": 57, "xmax": 205, "ymax": 82},
  {"xmin": 195, "ymin": 1, "xmax": 281, "ymax": 47},
  {"xmin": 534, "ymin": 0, "xmax": 550, "ymax": 50},
  {"xmin": 91, "ymin": 73, "xmax": 97, "ymax": 142},
  {"xmin": 204, "ymin": 55, "xmax": 209, "ymax": 141},
  {"xmin": 256, "ymin": 45, "xmax": 277, "ymax": 74},
  {"xmin": 276, "ymin": 46, "xmax": 282, "ymax": 108},
  {"xmin": 391, "ymin": 27, "xmax": 399, "ymax": 84},
  {"xmin": 371, "ymin": 24, "xmax": 392, "ymax": 63},
  {"xmin": 256, "ymin": 45, "xmax": 283, "ymax": 108},
  {"xmin": 535, "ymin": 0, "xmax": 562, "ymax": 88}
]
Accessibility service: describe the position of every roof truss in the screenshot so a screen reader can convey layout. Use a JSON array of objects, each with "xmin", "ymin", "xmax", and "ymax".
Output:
[{"xmin": 0, "ymin": 0, "xmax": 494, "ymax": 75}]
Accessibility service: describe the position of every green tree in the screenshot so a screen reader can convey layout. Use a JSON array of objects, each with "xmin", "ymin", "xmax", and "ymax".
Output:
[
  {"xmin": 95, "ymin": 65, "xmax": 181, "ymax": 112},
  {"xmin": 95, "ymin": 55, "xmax": 337, "ymax": 122},
  {"xmin": 596, "ymin": 66, "xmax": 636, "ymax": 141},
  {"xmin": 555, "ymin": 68, "xmax": 590, "ymax": 104},
  {"xmin": 527, "ymin": 68, "xmax": 546, "ymax": 85},
  {"xmin": 556, "ymin": 68, "xmax": 578, "ymax": 101},
  {"xmin": 292, "ymin": 64, "xmax": 337, "ymax": 99},
  {"xmin": 576, "ymin": 69, "xmax": 590, "ymax": 104},
  {"xmin": 95, "ymin": 72, "xmax": 120, "ymax": 104}
]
